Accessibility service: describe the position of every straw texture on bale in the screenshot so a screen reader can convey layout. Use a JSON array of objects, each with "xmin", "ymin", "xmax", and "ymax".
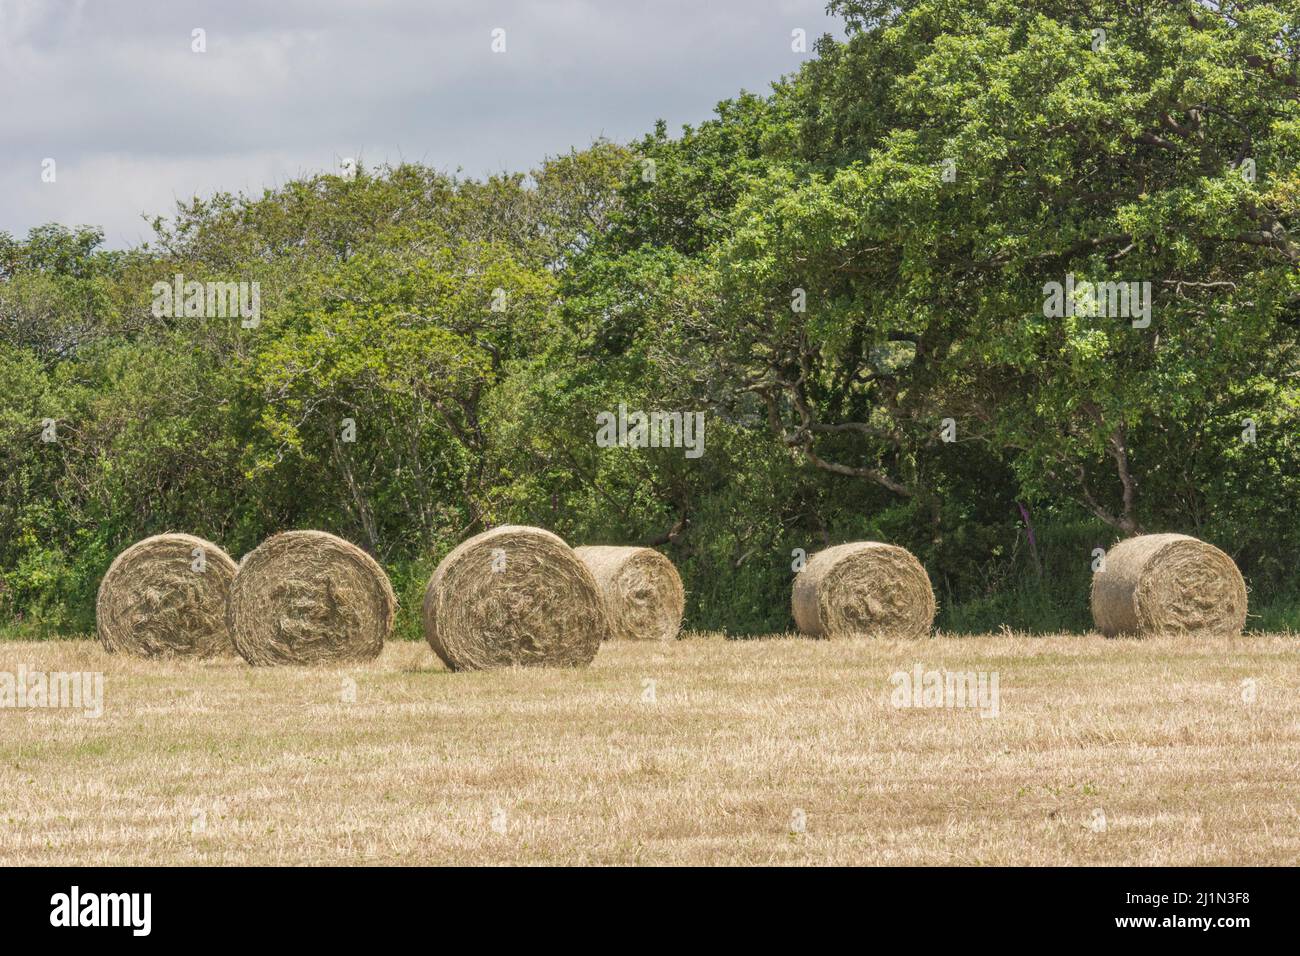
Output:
[
  {"xmin": 227, "ymin": 531, "xmax": 395, "ymax": 666},
  {"xmin": 1090, "ymin": 533, "xmax": 1247, "ymax": 637},
  {"xmin": 96, "ymin": 533, "xmax": 238, "ymax": 658},
  {"xmin": 574, "ymin": 545, "xmax": 684, "ymax": 641},
  {"xmin": 424, "ymin": 525, "xmax": 607, "ymax": 670},
  {"xmin": 791, "ymin": 542, "xmax": 935, "ymax": 639}
]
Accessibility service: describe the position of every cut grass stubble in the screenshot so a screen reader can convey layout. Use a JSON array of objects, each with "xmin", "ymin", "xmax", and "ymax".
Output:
[{"xmin": 0, "ymin": 632, "xmax": 1296, "ymax": 866}]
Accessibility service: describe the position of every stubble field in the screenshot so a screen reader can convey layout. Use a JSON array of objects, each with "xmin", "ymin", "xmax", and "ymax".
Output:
[{"xmin": 1, "ymin": 632, "xmax": 1296, "ymax": 866}]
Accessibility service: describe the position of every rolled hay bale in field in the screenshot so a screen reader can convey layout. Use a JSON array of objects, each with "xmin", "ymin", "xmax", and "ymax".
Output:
[
  {"xmin": 1090, "ymin": 533, "xmax": 1247, "ymax": 637},
  {"xmin": 96, "ymin": 533, "xmax": 238, "ymax": 658},
  {"xmin": 791, "ymin": 542, "xmax": 935, "ymax": 639},
  {"xmin": 227, "ymin": 531, "xmax": 395, "ymax": 665},
  {"xmin": 574, "ymin": 545, "xmax": 684, "ymax": 642},
  {"xmin": 424, "ymin": 525, "xmax": 607, "ymax": 670}
]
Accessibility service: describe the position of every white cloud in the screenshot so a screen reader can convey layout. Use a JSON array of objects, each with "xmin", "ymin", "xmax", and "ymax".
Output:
[{"xmin": 0, "ymin": 0, "xmax": 843, "ymax": 246}]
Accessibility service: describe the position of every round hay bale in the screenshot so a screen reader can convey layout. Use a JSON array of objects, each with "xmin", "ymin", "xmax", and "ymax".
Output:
[
  {"xmin": 1090, "ymin": 533, "xmax": 1246, "ymax": 637},
  {"xmin": 227, "ymin": 531, "xmax": 395, "ymax": 666},
  {"xmin": 96, "ymin": 533, "xmax": 238, "ymax": 658},
  {"xmin": 791, "ymin": 542, "xmax": 935, "ymax": 639},
  {"xmin": 574, "ymin": 545, "xmax": 684, "ymax": 641},
  {"xmin": 423, "ymin": 525, "xmax": 607, "ymax": 670}
]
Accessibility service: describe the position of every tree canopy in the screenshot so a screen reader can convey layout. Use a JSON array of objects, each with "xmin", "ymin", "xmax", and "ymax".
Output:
[{"xmin": 3, "ymin": 0, "xmax": 1298, "ymax": 636}]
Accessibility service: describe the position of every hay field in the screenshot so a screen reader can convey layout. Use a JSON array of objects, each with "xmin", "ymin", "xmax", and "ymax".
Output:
[{"xmin": 1, "ymin": 633, "xmax": 1297, "ymax": 866}]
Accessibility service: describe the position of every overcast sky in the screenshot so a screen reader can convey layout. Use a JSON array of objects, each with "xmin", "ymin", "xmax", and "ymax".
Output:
[{"xmin": 1, "ymin": 0, "xmax": 844, "ymax": 248}]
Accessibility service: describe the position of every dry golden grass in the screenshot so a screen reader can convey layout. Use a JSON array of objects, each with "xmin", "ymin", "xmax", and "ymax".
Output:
[{"xmin": 1, "ymin": 632, "xmax": 1297, "ymax": 865}]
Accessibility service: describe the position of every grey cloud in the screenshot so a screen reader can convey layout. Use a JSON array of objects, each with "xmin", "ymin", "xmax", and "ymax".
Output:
[{"xmin": 0, "ymin": 0, "xmax": 843, "ymax": 247}]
